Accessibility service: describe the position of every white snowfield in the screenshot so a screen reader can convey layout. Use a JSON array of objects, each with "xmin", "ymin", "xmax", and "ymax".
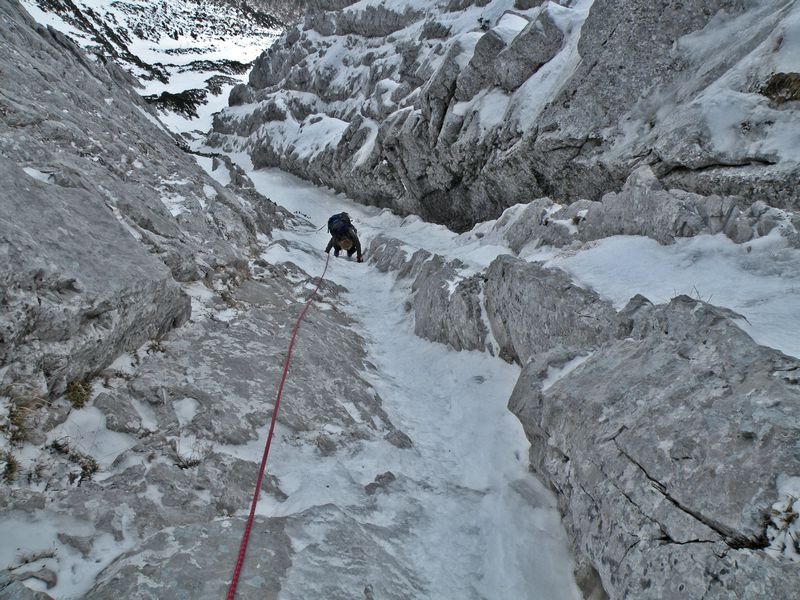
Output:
[{"xmin": 20, "ymin": 0, "xmax": 281, "ymax": 134}]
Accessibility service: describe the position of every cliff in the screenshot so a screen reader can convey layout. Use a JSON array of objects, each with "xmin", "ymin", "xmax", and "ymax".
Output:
[{"xmin": 209, "ymin": 0, "xmax": 800, "ymax": 231}]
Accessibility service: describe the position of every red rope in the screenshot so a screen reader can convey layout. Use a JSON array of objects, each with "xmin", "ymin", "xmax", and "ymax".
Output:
[{"xmin": 226, "ymin": 253, "xmax": 331, "ymax": 600}]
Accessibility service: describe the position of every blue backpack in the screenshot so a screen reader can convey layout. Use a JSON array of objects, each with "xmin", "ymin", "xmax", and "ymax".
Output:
[{"xmin": 328, "ymin": 212, "xmax": 353, "ymax": 238}]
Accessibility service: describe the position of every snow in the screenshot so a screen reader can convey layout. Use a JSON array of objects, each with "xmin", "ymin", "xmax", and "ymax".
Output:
[
  {"xmin": 22, "ymin": 167, "xmax": 52, "ymax": 184},
  {"xmin": 766, "ymin": 474, "xmax": 800, "ymax": 560},
  {"xmin": 194, "ymin": 155, "xmax": 232, "ymax": 186},
  {"xmin": 541, "ymin": 232, "xmax": 800, "ymax": 359},
  {"xmin": 19, "ymin": 2, "xmax": 86, "ymax": 40},
  {"xmin": 494, "ymin": 12, "xmax": 529, "ymax": 44},
  {"xmin": 352, "ymin": 118, "xmax": 379, "ymax": 167},
  {"xmin": 218, "ymin": 151, "xmax": 800, "ymax": 594},
  {"xmin": 159, "ymin": 189, "xmax": 192, "ymax": 216},
  {"xmin": 774, "ymin": 7, "xmax": 800, "ymax": 73},
  {"xmin": 21, "ymin": 0, "xmax": 281, "ymax": 136},
  {"xmin": 0, "ymin": 511, "xmax": 134, "ymax": 599},
  {"xmin": 47, "ymin": 407, "xmax": 136, "ymax": 472},
  {"xmin": 476, "ymin": 89, "xmax": 512, "ymax": 131},
  {"xmin": 174, "ymin": 397, "xmax": 199, "ymax": 428},
  {"xmin": 541, "ymin": 354, "xmax": 593, "ymax": 392},
  {"xmin": 510, "ymin": 0, "xmax": 595, "ymax": 128},
  {"xmin": 221, "ymin": 161, "xmax": 584, "ymax": 599}
]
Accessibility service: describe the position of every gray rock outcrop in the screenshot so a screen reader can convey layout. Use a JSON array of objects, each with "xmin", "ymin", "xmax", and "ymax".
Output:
[
  {"xmin": 483, "ymin": 256, "xmax": 615, "ymax": 364},
  {"xmin": 0, "ymin": 0, "xmax": 284, "ymax": 399},
  {"xmin": 510, "ymin": 295, "xmax": 800, "ymax": 599},
  {"xmin": 474, "ymin": 166, "xmax": 800, "ymax": 254}
]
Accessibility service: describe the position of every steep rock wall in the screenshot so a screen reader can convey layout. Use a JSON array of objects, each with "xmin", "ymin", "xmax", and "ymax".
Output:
[{"xmin": 209, "ymin": 0, "xmax": 800, "ymax": 231}]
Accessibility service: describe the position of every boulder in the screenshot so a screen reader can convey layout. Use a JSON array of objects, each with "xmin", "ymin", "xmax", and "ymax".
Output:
[
  {"xmin": 510, "ymin": 295, "xmax": 800, "ymax": 599},
  {"xmin": 484, "ymin": 256, "xmax": 616, "ymax": 364},
  {"xmin": 494, "ymin": 11, "xmax": 563, "ymax": 92}
]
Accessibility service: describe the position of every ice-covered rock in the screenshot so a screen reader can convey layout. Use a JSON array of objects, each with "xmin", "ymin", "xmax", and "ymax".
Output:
[{"xmin": 368, "ymin": 235, "xmax": 615, "ymax": 364}]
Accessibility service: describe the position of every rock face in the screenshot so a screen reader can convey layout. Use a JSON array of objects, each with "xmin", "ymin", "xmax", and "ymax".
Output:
[
  {"xmin": 483, "ymin": 256, "xmax": 615, "ymax": 365},
  {"xmin": 1, "ymin": 4, "xmax": 414, "ymax": 597},
  {"xmin": 510, "ymin": 296, "xmax": 800, "ymax": 599},
  {"xmin": 0, "ymin": 0, "xmax": 283, "ymax": 399},
  {"xmin": 209, "ymin": 0, "xmax": 800, "ymax": 231},
  {"xmin": 368, "ymin": 231, "xmax": 800, "ymax": 598},
  {"xmin": 465, "ymin": 166, "xmax": 800, "ymax": 254}
]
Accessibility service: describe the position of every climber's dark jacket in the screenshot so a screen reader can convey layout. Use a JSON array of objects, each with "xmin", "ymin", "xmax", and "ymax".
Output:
[{"xmin": 325, "ymin": 226, "xmax": 362, "ymax": 261}]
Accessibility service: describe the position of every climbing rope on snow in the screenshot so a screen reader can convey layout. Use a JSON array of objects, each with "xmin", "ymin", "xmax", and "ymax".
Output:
[{"xmin": 226, "ymin": 252, "xmax": 331, "ymax": 600}]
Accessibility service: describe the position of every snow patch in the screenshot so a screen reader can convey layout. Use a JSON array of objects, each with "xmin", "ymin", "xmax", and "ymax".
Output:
[
  {"xmin": 22, "ymin": 167, "xmax": 52, "ymax": 184},
  {"xmin": 541, "ymin": 354, "xmax": 593, "ymax": 391}
]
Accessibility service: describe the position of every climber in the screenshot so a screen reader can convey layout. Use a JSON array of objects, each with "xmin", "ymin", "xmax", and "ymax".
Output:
[{"xmin": 325, "ymin": 212, "xmax": 363, "ymax": 262}]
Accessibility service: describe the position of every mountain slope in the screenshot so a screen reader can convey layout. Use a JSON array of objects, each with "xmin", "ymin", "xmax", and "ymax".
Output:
[
  {"xmin": 20, "ymin": 0, "xmax": 284, "ymax": 132},
  {"xmin": 0, "ymin": 2, "xmax": 582, "ymax": 598},
  {"xmin": 208, "ymin": 0, "xmax": 800, "ymax": 230}
]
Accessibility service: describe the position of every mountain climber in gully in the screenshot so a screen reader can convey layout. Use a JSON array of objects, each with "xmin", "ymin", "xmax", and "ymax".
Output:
[{"xmin": 325, "ymin": 212, "xmax": 363, "ymax": 262}]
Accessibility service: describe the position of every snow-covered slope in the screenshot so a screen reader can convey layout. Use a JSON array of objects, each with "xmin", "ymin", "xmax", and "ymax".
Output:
[
  {"xmin": 20, "ymin": 0, "xmax": 285, "ymax": 132},
  {"xmin": 5, "ymin": 0, "xmax": 800, "ymax": 599},
  {"xmin": 209, "ymin": 0, "xmax": 800, "ymax": 230},
  {"xmin": 1, "ymin": 3, "xmax": 582, "ymax": 599}
]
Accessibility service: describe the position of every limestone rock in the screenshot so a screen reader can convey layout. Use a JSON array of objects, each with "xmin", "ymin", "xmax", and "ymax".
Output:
[
  {"xmin": 494, "ymin": 10, "xmax": 563, "ymax": 92},
  {"xmin": 85, "ymin": 518, "xmax": 292, "ymax": 599},
  {"xmin": 509, "ymin": 295, "xmax": 800, "ymax": 599},
  {"xmin": 211, "ymin": 0, "xmax": 800, "ymax": 231},
  {"xmin": 0, "ymin": 156, "xmax": 190, "ymax": 398},
  {"xmin": 484, "ymin": 256, "xmax": 616, "ymax": 364},
  {"xmin": 0, "ymin": 0, "xmax": 286, "ymax": 397},
  {"xmin": 411, "ymin": 257, "xmax": 489, "ymax": 353}
]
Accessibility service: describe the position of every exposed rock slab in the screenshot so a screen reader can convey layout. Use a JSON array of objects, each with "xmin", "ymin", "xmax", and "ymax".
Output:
[
  {"xmin": 484, "ymin": 255, "xmax": 615, "ymax": 364},
  {"xmin": 0, "ymin": 0, "xmax": 286, "ymax": 398}
]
